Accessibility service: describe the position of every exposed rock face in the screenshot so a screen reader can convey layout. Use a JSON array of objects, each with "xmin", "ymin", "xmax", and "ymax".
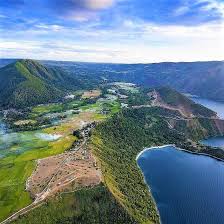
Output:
[{"xmin": 151, "ymin": 87, "xmax": 217, "ymax": 119}]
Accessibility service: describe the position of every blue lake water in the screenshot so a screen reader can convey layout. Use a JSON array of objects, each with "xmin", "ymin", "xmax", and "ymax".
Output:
[
  {"xmin": 137, "ymin": 145, "xmax": 224, "ymax": 224},
  {"xmin": 190, "ymin": 97, "xmax": 224, "ymax": 119},
  {"xmin": 201, "ymin": 136, "xmax": 224, "ymax": 149}
]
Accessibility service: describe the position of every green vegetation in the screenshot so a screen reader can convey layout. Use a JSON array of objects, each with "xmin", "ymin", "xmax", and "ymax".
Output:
[
  {"xmin": 0, "ymin": 134, "xmax": 76, "ymax": 221},
  {"xmin": 0, "ymin": 59, "xmax": 100, "ymax": 109},
  {"xmin": 91, "ymin": 102, "xmax": 224, "ymax": 223},
  {"xmin": 1, "ymin": 67, "xmax": 224, "ymax": 224},
  {"xmin": 0, "ymin": 60, "xmax": 64, "ymax": 108},
  {"xmin": 91, "ymin": 108, "xmax": 190, "ymax": 224},
  {"xmin": 155, "ymin": 87, "xmax": 216, "ymax": 117},
  {"xmin": 13, "ymin": 185, "xmax": 136, "ymax": 224},
  {"xmin": 127, "ymin": 89, "xmax": 152, "ymax": 106},
  {"xmin": 0, "ymin": 91, "xmax": 122, "ymax": 222}
]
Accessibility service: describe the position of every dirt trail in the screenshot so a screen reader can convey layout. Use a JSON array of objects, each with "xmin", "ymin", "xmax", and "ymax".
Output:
[{"xmin": 1, "ymin": 125, "xmax": 101, "ymax": 224}]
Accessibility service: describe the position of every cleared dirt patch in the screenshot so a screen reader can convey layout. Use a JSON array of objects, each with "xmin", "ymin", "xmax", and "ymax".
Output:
[
  {"xmin": 82, "ymin": 90, "xmax": 101, "ymax": 99},
  {"xmin": 27, "ymin": 148, "xmax": 101, "ymax": 199},
  {"xmin": 14, "ymin": 120, "xmax": 36, "ymax": 126}
]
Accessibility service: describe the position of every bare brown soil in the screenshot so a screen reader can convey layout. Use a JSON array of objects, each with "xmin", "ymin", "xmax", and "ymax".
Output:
[
  {"xmin": 82, "ymin": 90, "xmax": 101, "ymax": 99},
  {"xmin": 27, "ymin": 148, "xmax": 101, "ymax": 200}
]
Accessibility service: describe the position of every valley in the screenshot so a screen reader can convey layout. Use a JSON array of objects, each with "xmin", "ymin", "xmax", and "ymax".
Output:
[
  {"xmin": 0, "ymin": 59, "xmax": 224, "ymax": 224},
  {"xmin": 0, "ymin": 84, "xmax": 123, "ymax": 222},
  {"xmin": 2, "ymin": 0, "xmax": 224, "ymax": 223}
]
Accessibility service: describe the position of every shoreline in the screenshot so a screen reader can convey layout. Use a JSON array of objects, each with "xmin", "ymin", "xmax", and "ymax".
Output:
[
  {"xmin": 135, "ymin": 145, "xmax": 175, "ymax": 224},
  {"xmin": 136, "ymin": 143, "xmax": 224, "ymax": 224},
  {"xmin": 136, "ymin": 144, "xmax": 174, "ymax": 160},
  {"xmin": 137, "ymin": 144, "xmax": 224, "ymax": 163}
]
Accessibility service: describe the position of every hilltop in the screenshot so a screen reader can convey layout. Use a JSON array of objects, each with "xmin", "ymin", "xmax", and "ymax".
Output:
[{"xmin": 0, "ymin": 59, "xmax": 81, "ymax": 108}]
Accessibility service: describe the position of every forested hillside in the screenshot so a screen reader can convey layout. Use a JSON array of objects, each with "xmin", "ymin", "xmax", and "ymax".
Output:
[
  {"xmin": 13, "ymin": 185, "xmax": 136, "ymax": 224},
  {"xmin": 0, "ymin": 59, "xmax": 85, "ymax": 108},
  {"xmin": 91, "ymin": 90, "xmax": 224, "ymax": 223},
  {"xmin": 153, "ymin": 87, "xmax": 217, "ymax": 118}
]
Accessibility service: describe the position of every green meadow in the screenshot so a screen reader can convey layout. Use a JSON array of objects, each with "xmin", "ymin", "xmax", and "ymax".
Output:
[{"xmin": 0, "ymin": 94, "xmax": 121, "ymax": 222}]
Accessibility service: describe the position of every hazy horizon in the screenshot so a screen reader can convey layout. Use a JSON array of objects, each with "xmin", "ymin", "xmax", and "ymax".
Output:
[
  {"xmin": 0, "ymin": 57, "xmax": 224, "ymax": 65},
  {"xmin": 0, "ymin": 0, "xmax": 224, "ymax": 63}
]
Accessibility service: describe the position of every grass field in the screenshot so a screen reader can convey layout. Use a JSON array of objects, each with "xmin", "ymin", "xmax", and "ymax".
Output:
[
  {"xmin": 0, "ymin": 134, "xmax": 76, "ymax": 221},
  {"xmin": 0, "ymin": 94, "xmax": 121, "ymax": 222}
]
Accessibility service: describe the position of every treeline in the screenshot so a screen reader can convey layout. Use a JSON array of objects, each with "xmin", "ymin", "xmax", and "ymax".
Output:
[
  {"xmin": 91, "ymin": 107, "xmax": 190, "ymax": 224},
  {"xmin": 91, "ymin": 106, "xmax": 224, "ymax": 223},
  {"xmin": 13, "ymin": 185, "xmax": 136, "ymax": 224}
]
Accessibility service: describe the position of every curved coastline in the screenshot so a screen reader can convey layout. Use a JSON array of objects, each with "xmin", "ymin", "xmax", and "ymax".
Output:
[
  {"xmin": 135, "ymin": 145, "xmax": 175, "ymax": 224},
  {"xmin": 136, "ymin": 144, "xmax": 224, "ymax": 224},
  {"xmin": 136, "ymin": 144, "xmax": 175, "ymax": 160}
]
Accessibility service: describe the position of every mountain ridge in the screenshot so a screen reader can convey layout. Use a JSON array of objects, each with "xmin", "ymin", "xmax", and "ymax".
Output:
[
  {"xmin": 0, "ymin": 59, "xmax": 73, "ymax": 108},
  {"xmin": 152, "ymin": 87, "xmax": 218, "ymax": 118}
]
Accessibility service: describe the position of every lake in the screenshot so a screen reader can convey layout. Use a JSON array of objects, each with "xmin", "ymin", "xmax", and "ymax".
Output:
[
  {"xmin": 137, "ymin": 145, "xmax": 224, "ymax": 224},
  {"xmin": 190, "ymin": 97, "xmax": 224, "ymax": 119},
  {"xmin": 201, "ymin": 136, "xmax": 224, "ymax": 149}
]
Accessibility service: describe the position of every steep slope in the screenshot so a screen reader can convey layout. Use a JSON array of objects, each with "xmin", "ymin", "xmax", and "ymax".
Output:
[
  {"xmin": 142, "ymin": 62, "xmax": 224, "ymax": 102},
  {"xmin": 152, "ymin": 87, "xmax": 217, "ymax": 118},
  {"xmin": 0, "ymin": 59, "xmax": 81, "ymax": 108},
  {"xmin": 0, "ymin": 60, "xmax": 63, "ymax": 108}
]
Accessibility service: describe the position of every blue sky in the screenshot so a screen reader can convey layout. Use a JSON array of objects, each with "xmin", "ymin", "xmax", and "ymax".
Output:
[{"xmin": 0, "ymin": 0, "xmax": 224, "ymax": 62}]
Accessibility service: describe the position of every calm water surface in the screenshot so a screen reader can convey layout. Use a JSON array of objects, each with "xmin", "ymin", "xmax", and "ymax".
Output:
[
  {"xmin": 201, "ymin": 136, "xmax": 224, "ymax": 149},
  {"xmin": 137, "ymin": 145, "xmax": 224, "ymax": 224},
  {"xmin": 190, "ymin": 97, "xmax": 224, "ymax": 149},
  {"xmin": 191, "ymin": 97, "xmax": 224, "ymax": 119}
]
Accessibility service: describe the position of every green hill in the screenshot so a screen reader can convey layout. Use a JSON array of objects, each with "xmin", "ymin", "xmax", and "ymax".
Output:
[
  {"xmin": 153, "ymin": 87, "xmax": 217, "ymax": 118},
  {"xmin": 0, "ymin": 59, "xmax": 80, "ymax": 108}
]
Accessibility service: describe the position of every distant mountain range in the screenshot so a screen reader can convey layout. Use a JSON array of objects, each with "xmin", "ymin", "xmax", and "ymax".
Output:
[
  {"xmin": 40, "ymin": 59, "xmax": 224, "ymax": 102},
  {"xmin": 71, "ymin": 61, "xmax": 223, "ymax": 102},
  {"xmin": 0, "ymin": 59, "xmax": 223, "ymax": 108}
]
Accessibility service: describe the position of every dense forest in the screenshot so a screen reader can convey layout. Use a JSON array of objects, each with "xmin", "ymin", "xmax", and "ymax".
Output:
[
  {"xmin": 91, "ymin": 104, "xmax": 224, "ymax": 223},
  {"xmin": 91, "ymin": 107, "xmax": 187, "ymax": 224}
]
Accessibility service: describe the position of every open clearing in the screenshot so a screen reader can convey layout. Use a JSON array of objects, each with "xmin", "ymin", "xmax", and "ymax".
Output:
[
  {"xmin": 27, "ymin": 148, "xmax": 101, "ymax": 199},
  {"xmin": 82, "ymin": 90, "xmax": 101, "ymax": 99},
  {"xmin": 0, "ymin": 94, "xmax": 120, "ymax": 222}
]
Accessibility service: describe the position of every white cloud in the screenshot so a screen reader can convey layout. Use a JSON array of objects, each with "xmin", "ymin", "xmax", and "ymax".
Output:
[
  {"xmin": 35, "ymin": 24, "xmax": 63, "ymax": 31},
  {"xmin": 197, "ymin": 0, "xmax": 224, "ymax": 17},
  {"xmin": 1, "ymin": 14, "xmax": 224, "ymax": 63},
  {"xmin": 84, "ymin": 0, "xmax": 114, "ymax": 10},
  {"xmin": 173, "ymin": 6, "xmax": 190, "ymax": 16}
]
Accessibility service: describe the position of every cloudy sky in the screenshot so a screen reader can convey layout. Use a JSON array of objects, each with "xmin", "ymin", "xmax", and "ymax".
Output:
[{"xmin": 0, "ymin": 0, "xmax": 224, "ymax": 63}]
